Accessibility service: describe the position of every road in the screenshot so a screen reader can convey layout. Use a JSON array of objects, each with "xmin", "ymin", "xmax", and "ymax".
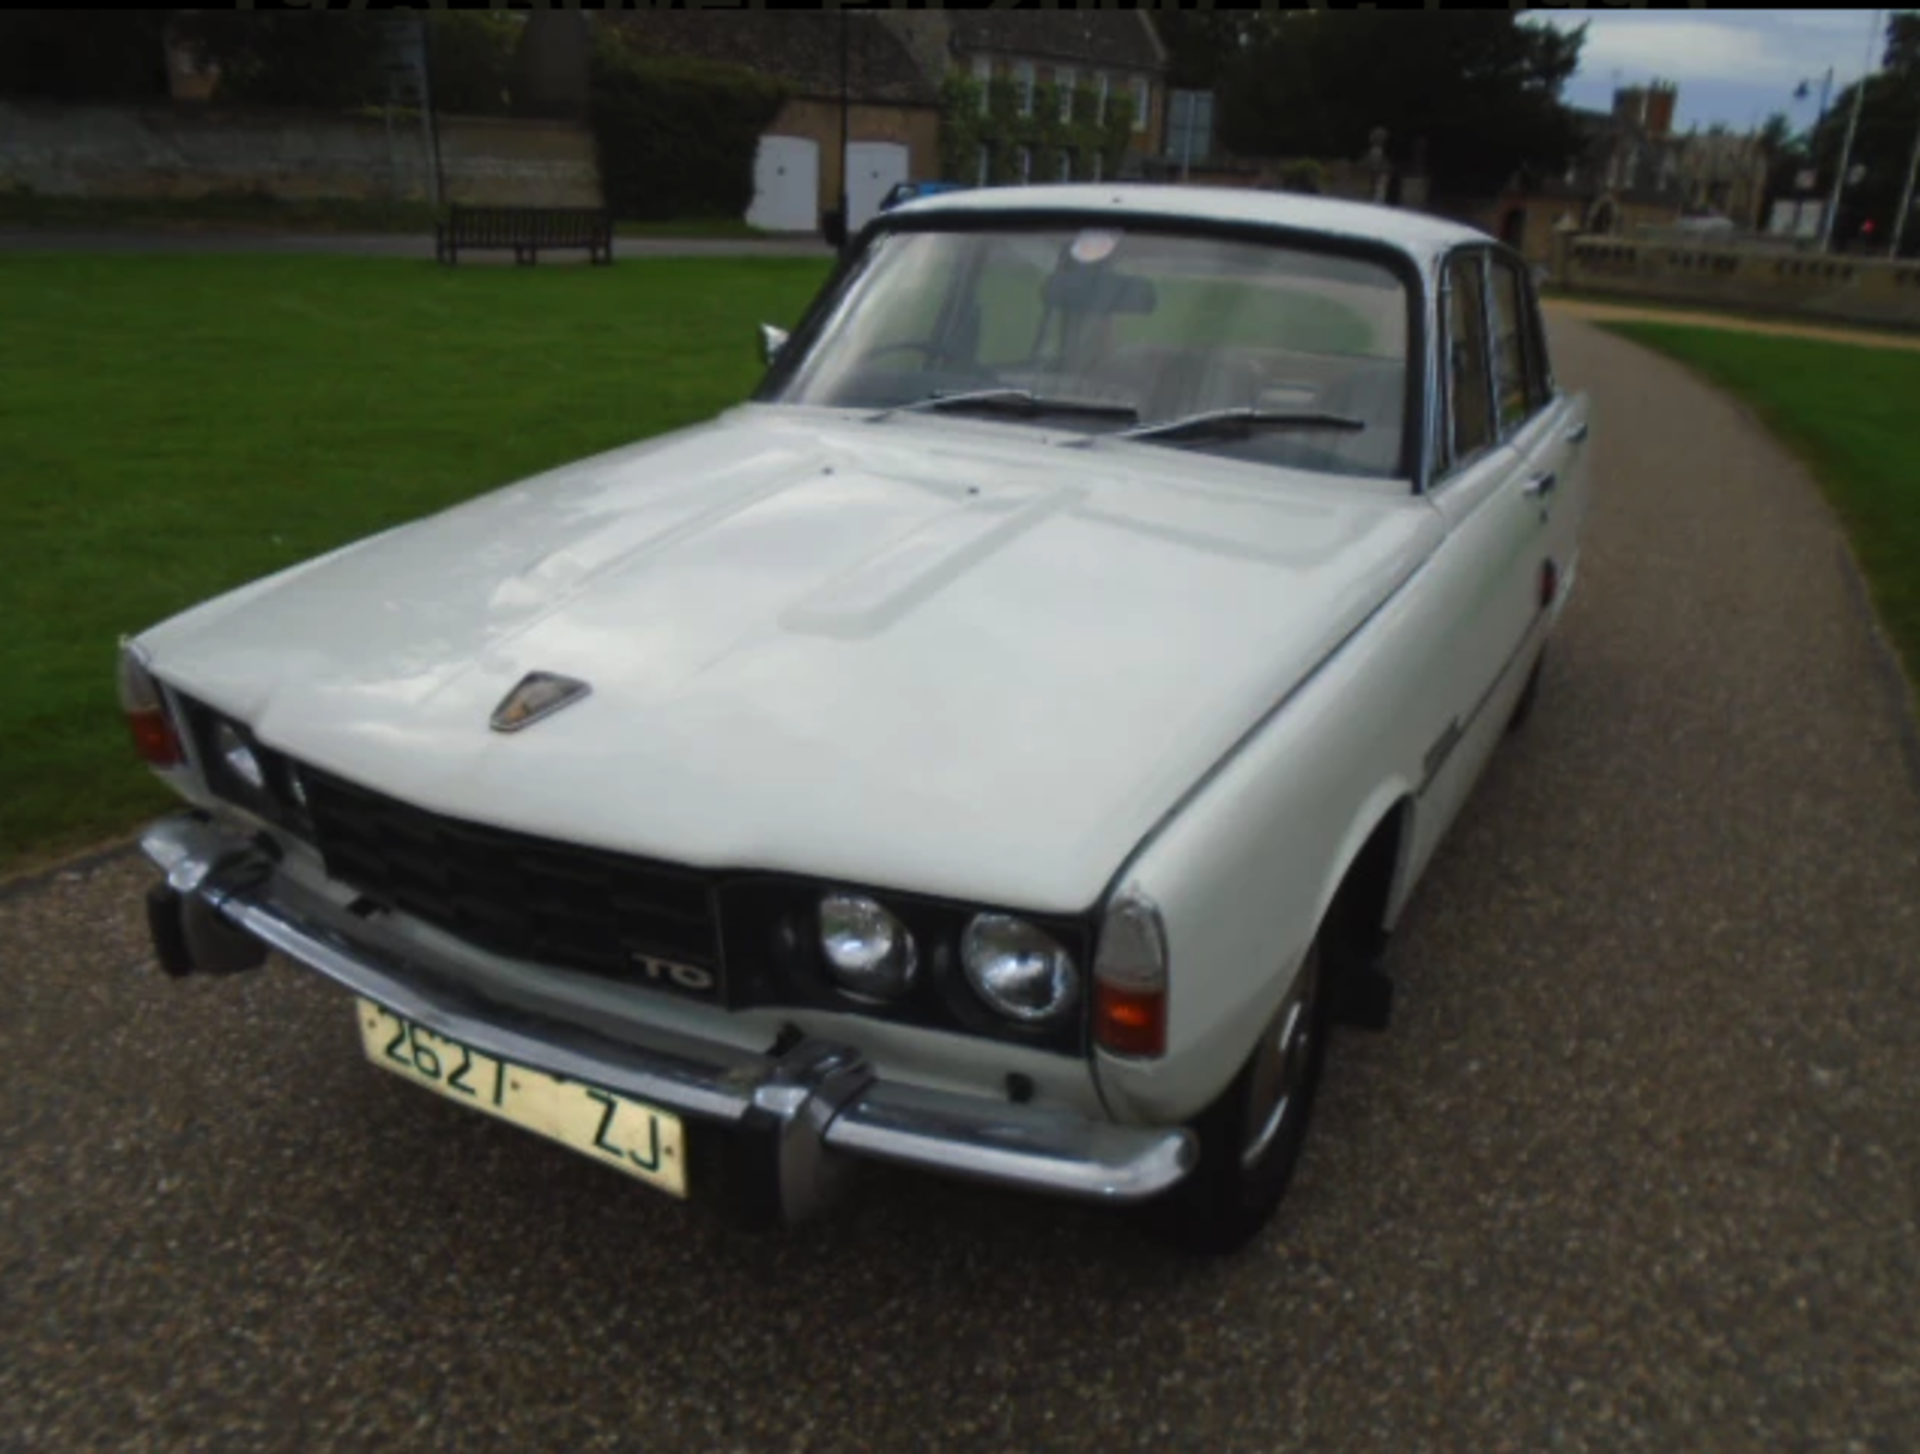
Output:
[{"xmin": 6, "ymin": 319, "xmax": 1920, "ymax": 1452}]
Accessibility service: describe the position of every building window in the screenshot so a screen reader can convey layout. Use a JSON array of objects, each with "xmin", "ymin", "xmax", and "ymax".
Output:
[
  {"xmin": 1058, "ymin": 149, "xmax": 1074, "ymax": 183},
  {"xmin": 1131, "ymin": 77, "xmax": 1149, "ymax": 134},
  {"xmin": 1166, "ymin": 90, "xmax": 1213, "ymax": 165},
  {"xmin": 972, "ymin": 54, "xmax": 992, "ymax": 115},
  {"xmin": 1094, "ymin": 73, "xmax": 1109, "ymax": 125},
  {"xmin": 976, "ymin": 144, "xmax": 990, "ymax": 187},
  {"xmin": 1017, "ymin": 146, "xmax": 1032, "ymax": 185},
  {"xmin": 1056, "ymin": 66, "xmax": 1076, "ymax": 122},
  {"xmin": 1014, "ymin": 60, "xmax": 1035, "ymax": 118},
  {"xmin": 1090, "ymin": 150, "xmax": 1103, "ymax": 183}
]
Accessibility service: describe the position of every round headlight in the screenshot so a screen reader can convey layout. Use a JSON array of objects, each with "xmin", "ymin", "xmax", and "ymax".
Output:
[
  {"xmin": 213, "ymin": 721, "xmax": 266, "ymax": 793},
  {"xmin": 818, "ymin": 893, "xmax": 919, "ymax": 1001},
  {"xmin": 961, "ymin": 915, "xmax": 1078, "ymax": 1025}
]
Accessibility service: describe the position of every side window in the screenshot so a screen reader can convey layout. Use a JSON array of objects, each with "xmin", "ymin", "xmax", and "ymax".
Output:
[
  {"xmin": 1444, "ymin": 254, "xmax": 1494, "ymax": 466},
  {"xmin": 1488, "ymin": 258, "xmax": 1534, "ymax": 436},
  {"xmin": 1523, "ymin": 269, "xmax": 1555, "ymax": 409}
]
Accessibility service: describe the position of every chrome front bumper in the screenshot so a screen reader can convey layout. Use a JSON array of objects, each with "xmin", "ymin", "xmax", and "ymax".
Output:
[{"xmin": 138, "ymin": 813, "xmax": 1194, "ymax": 1224}]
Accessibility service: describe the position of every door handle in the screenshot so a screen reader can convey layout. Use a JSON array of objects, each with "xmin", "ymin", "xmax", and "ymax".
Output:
[
  {"xmin": 1566, "ymin": 421, "xmax": 1589, "ymax": 445},
  {"xmin": 1523, "ymin": 471, "xmax": 1558, "ymax": 499}
]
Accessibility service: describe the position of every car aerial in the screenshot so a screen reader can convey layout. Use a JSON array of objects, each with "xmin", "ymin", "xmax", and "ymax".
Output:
[{"xmin": 124, "ymin": 185, "xmax": 1591, "ymax": 1252}]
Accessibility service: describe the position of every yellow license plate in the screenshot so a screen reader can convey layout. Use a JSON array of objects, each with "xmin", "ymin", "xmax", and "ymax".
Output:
[{"xmin": 355, "ymin": 998, "xmax": 687, "ymax": 1198}]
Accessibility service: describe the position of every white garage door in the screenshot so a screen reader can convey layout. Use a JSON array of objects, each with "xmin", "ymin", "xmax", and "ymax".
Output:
[
  {"xmin": 845, "ymin": 142, "xmax": 909, "ymax": 233},
  {"xmin": 746, "ymin": 135, "xmax": 819, "ymax": 234}
]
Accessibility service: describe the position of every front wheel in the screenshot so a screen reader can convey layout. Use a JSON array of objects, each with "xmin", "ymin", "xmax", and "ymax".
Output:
[{"xmin": 1149, "ymin": 938, "xmax": 1331, "ymax": 1254}]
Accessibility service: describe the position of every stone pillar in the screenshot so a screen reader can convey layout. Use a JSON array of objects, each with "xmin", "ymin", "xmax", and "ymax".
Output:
[
  {"xmin": 1550, "ymin": 215, "xmax": 1580, "ymax": 286},
  {"xmin": 1364, "ymin": 127, "xmax": 1389, "ymax": 204}
]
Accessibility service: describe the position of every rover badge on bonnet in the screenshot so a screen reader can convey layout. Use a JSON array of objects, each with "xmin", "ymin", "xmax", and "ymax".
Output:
[{"xmin": 490, "ymin": 672, "xmax": 591, "ymax": 733}]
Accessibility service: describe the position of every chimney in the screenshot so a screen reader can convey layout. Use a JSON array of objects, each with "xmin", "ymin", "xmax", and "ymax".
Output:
[{"xmin": 1646, "ymin": 82, "xmax": 1677, "ymax": 141}]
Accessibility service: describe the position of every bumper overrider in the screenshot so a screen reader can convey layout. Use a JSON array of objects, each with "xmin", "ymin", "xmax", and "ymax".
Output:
[{"xmin": 139, "ymin": 812, "xmax": 1195, "ymax": 1225}]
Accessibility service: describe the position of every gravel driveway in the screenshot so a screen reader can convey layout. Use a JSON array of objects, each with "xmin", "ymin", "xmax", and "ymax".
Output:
[{"xmin": 6, "ymin": 319, "xmax": 1919, "ymax": 1452}]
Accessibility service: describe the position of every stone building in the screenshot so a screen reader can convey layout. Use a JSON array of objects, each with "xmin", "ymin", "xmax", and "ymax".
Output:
[
  {"xmin": 878, "ymin": 12, "xmax": 1168, "ymax": 184},
  {"xmin": 605, "ymin": 11, "xmax": 941, "ymax": 232}
]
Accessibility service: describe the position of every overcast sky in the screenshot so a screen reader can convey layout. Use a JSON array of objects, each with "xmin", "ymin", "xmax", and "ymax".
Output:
[{"xmin": 1528, "ymin": 9, "xmax": 1894, "ymax": 133}]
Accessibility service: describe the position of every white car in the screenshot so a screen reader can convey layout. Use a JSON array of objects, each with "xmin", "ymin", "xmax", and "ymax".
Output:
[{"xmin": 124, "ymin": 186, "xmax": 1591, "ymax": 1251}]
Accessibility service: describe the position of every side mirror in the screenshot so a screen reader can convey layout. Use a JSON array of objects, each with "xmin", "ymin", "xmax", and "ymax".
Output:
[
  {"xmin": 758, "ymin": 324, "xmax": 789, "ymax": 366},
  {"xmin": 821, "ymin": 206, "xmax": 848, "ymax": 252}
]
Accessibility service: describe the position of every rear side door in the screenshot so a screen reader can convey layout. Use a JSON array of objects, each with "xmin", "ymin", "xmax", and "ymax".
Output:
[
  {"xmin": 1488, "ymin": 251, "xmax": 1592, "ymax": 616},
  {"xmin": 1400, "ymin": 246, "xmax": 1556, "ymax": 885}
]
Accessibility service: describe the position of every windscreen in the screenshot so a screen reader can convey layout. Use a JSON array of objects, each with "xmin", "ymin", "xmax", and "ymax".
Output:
[{"xmin": 767, "ymin": 226, "xmax": 1413, "ymax": 478}]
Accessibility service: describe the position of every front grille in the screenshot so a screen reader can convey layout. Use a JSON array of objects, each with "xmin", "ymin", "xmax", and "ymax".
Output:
[{"xmin": 299, "ymin": 768, "xmax": 723, "ymax": 1000}]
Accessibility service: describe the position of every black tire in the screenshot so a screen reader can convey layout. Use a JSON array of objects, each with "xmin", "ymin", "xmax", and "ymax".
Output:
[
  {"xmin": 1508, "ymin": 648, "xmax": 1545, "ymax": 733},
  {"xmin": 1147, "ymin": 938, "xmax": 1332, "ymax": 1255}
]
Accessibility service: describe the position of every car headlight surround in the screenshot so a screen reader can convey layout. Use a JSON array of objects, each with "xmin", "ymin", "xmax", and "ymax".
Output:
[
  {"xmin": 720, "ymin": 880, "xmax": 1091, "ymax": 1050},
  {"xmin": 213, "ymin": 720, "xmax": 268, "ymax": 793},
  {"xmin": 960, "ymin": 913, "xmax": 1079, "ymax": 1025},
  {"xmin": 818, "ymin": 892, "xmax": 920, "ymax": 1002},
  {"xmin": 169, "ymin": 694, "xmax": 313, "ymax": 839}
]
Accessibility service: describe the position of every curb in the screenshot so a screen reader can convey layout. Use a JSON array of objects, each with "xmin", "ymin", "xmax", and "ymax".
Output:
[{"xmin": 0, "ymin": 835, "xmax": 141, "ymax": 906}]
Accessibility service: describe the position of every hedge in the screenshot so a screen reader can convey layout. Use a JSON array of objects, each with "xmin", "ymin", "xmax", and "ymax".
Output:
[{"xmin": 589, "ymin": 49, "xmax": 788, "ymax": 222}]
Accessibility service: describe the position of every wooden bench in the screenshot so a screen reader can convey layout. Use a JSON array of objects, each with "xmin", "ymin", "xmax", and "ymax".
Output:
[{"xmin": 435, "ymin": 206, "xmax": 614, "ymax": 267}]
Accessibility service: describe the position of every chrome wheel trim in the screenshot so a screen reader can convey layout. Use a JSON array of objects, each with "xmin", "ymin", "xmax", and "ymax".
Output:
[{"xmin": 1240, "ymin": 949, "xmax": 1319, "ymax": 1170}]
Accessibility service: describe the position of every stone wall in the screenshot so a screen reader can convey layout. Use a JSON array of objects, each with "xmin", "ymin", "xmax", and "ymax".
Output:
[
  {"xmin": 0, "ymin": 100, "xmax": 601, "ymax": 208},
  {"xmin": 1555, "ymin": 232, "xmax": 1920, "ymax": 329}
]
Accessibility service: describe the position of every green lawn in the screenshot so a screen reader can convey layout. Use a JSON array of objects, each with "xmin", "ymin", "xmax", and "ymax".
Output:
[
  {"xmin": 0, "ymin": 253, "xmax": 829, "ymax": 874},
  {"xmin": 1606, "ymin": 323, "xmax": 1920, "ymax": 698}
]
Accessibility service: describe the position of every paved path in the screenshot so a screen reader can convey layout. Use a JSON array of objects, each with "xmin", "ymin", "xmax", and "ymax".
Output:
[
  {"xmin": 0, "ymin": 227, "xmax": 833, "ymax": 260},
  {"xmin": 5, "ymin": 320, "xmax": 1920, "ymax": 1451}
]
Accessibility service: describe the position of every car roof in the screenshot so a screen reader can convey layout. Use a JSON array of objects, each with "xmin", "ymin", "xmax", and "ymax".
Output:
[{"xmin": 884, "ymin": 183, "xmax": 1490, "ymax": 268}]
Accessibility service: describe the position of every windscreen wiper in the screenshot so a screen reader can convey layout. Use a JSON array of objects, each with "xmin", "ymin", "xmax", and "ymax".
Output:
[
  {"xmin": 1109, "ymin": 407, "xmax": 1367, "ymax": 444},
  {"xmin": 872, "ymin": 388, "xmax": 1138, "ymax": 424}
]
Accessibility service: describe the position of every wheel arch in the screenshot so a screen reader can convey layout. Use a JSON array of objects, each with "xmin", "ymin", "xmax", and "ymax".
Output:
[{"xmin": 1315, "ymin": 788, "xmax": 1415, "ymax": 970}]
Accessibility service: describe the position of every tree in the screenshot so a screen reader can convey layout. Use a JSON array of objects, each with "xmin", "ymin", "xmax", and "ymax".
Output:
[
  {"xmin": 513, "ymin": 10, "xmax": 590, "ymax": 119},
  {"xmin": 1211, "ymin": 12, "xmax": 1585, "ymax": 198},
  {"xmin": 1808, "ymin": 16, "xmax": 1920, "ymax": 247},
  {"xmin": 0, "ymin": 12, "xmax": 171, "ymax": 103},
  {"xmin": 1757, "ymin": 111, "xmax": 1812, "ymax": 226},
  {"xmin": 172, "ymin": 12, "xmax": 388, "ymax": 110},
  {"xmin": 426, "ymin": 12, "xmax": 520, "ymax": 118},
  {"xmin": 1153, "ymin": 11, "xmax": 1279, "ymax": 92},
  {"xmin": 1885, "ymin": 11, "xmax": 1919, "ymax": 76}
]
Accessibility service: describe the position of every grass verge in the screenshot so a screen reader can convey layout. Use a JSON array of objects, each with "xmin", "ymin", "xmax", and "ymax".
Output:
[
  {"xmin": 1545, "ymin": 285, "xmax": 1920, "ymax": 341},
  {"xmin": 1605, "ymin": 323, "xmax": 1920, "ymax": 700},
  {"xmin": 0, "ymin": 253, "xmax": 829, "ymax": 872}
]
